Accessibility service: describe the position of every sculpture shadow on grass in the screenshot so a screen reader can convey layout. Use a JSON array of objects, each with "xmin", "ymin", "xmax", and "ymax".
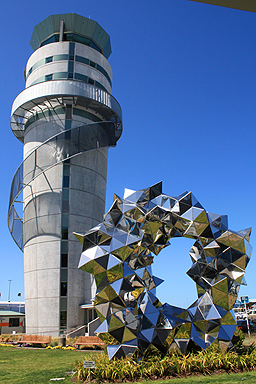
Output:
[{"xmin": 75, "ymin": 182, "xmax": 252, "ymax": 360}]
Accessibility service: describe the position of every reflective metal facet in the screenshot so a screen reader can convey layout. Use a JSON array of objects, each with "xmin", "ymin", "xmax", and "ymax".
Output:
[{"xmin": 76, "ymin": 182, "xmax": 252, "ymax": 359}]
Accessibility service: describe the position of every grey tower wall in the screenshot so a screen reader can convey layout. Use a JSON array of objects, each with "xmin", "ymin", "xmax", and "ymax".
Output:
[{"xmin": 9, "ymin": 14, "xmax": 122, "ymax": 336}]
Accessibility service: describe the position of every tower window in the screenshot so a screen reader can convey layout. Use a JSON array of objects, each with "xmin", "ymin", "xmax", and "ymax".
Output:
[
  {"xmin": 61, "ymin": 253, "xmax": 68, "ymax": 268},
  {"xmin": 62, "ymin": 227, "xmax": 68, "ymax": 240},
  {"xmin": 60, "ymin": 311, "xmax": 67, "ymax": 327},
  {"xmin": 45, "ymin": 74, "xmax": 53, "ymax": 81},
  {"xmin": 62, "ymin": 200, "xmax": 69, "ymax": 213},
  {"xmin": 63, "ymin": 176, "xmax": 69, "ymax": 188},
  {"xmin": 68, "ymin": 61, "xmax": 74, "ymax": 72},
  {"xmin": 45, "ymin": 56, "xmax": 53, "ymax": 63},
  {"xmin": 62, "ymin": 189, "xmax": 69, "ymax": 201},
  {"xmin": 61, "ymin": 282, "xmax": 67, "ymax": 296}
]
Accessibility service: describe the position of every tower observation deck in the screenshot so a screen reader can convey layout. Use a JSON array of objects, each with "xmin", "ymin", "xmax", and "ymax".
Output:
[{"xmin": 8, "ymin": 13, "xmax": 122, "ymax": 336}]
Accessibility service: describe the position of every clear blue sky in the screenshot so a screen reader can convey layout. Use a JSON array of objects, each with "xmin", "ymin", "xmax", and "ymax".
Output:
[{"xmin": 0, "ymin": 0, "xmax": 256, "ymax": 309}]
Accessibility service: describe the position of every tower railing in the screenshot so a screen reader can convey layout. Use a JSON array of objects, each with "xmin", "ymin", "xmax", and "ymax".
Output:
[{"xmin": 8, "ymin": 121, "xmax": 117, "ymax": 251}]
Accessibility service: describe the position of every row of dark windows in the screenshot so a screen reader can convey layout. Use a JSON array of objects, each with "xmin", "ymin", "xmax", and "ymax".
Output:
[
  {"xmin": 40, "ymin": 32, "xmax": 104, "ymax": 57},
  {"xmin": 59, "ymin": 109, "xmax": 72, "ymax": 329},
  {"xmin": 27, "ymin": 54, "xmax": 111, "ymax": 85},
  {"xmin": 76, "ymin": 56, "xmax": 111, "ymax": 85},
  {"xmin": 61, "ymin": 160, "xmax": 70, "ymax": 300},
  {"xmin": 24, "ymin": 106, "xmax": 101, "ymax": 132},
  {"xmin": 30, "ymin": 72, "xmax": 108, "ymax": 93}
]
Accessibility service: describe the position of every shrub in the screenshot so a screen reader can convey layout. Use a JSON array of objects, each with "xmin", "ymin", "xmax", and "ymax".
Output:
[
  {"xmin": 0, "ymin": 333, "xmax": 23, "ymax": 343},
  {"xmin": 66, "ymin": 336, "xmax": 78, "ymax": 346},
  {"xmin": 74, "ymin": 347, "xmax": 256, "ymax": 382},
  {"xmin": 49, "ymin": 337, "xmax": 59, "ymax": 347}
]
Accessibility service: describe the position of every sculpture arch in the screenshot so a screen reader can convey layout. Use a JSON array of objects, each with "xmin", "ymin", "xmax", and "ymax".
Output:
[{"xmin": 76, "ymin": 182, "xmax": 252, "ymax": 359}]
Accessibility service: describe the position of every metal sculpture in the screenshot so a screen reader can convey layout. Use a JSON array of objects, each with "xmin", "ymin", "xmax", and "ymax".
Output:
[{"xmin": 76, "ymin": 182, "xmax": 252, "ymax": 359}]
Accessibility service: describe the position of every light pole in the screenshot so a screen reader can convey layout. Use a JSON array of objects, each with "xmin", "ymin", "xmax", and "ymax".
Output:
[
  {"xmin": 8, "ymin": 280, "xmax": 12, "ymax": 303},
  {"xmin": 18, "ymin": 293, "xmax": 21, "ymax": 313}
]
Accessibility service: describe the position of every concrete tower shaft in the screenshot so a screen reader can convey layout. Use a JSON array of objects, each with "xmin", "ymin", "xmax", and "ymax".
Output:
[{"xmin": 9, "ymin": 13, "xmax": 122, "ymax": 336}]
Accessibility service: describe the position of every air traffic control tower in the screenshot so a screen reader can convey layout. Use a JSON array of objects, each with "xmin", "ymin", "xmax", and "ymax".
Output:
[{"xmin": 8, "ymin": 13, "xmax": 122, "ymax": 336}]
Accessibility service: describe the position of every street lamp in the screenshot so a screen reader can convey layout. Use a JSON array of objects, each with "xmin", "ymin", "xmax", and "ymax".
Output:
[
  {"xmin": 8, "ymin": 280, "xmax": 12, "ymax": 303},
  {"xmin": 18, "ymin": 293, "xmax": 21, "ymax": 313}
]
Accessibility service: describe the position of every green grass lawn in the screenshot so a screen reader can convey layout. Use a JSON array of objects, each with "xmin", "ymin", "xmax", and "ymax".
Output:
[
  {"xmin": 137, "ymin": 371, "xmax": 256, "ymax": 383},
  {"xmin": 1, "ymin": 345, "xmax": 256, "ymax": 384},
  {"xmin": 0, "ymin": 346, "xmax": 93, "ymax": 383}
]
